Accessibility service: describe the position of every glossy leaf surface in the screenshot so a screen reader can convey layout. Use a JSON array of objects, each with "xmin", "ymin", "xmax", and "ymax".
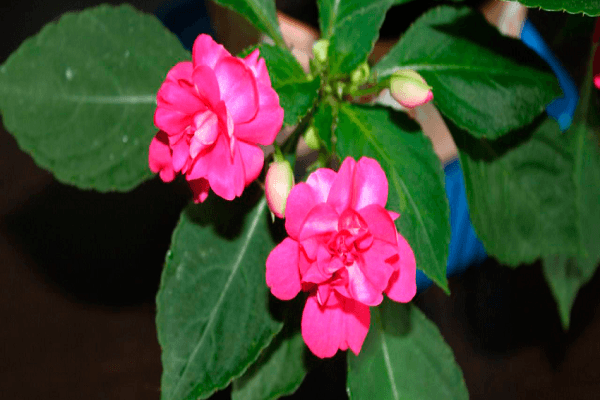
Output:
[
  {"xmin": 156, "ymin": 196, "xmax": 283, "ymax": 400},
  {"xmin": 0, "ymin": 5, "xmax": 190, "ymax": 191},
  {"xmin": 347, "ymin": 301, "xmax": 468, "ymax": 400}
]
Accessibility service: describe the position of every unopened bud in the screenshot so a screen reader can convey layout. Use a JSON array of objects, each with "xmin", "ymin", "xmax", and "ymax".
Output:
[
  {"xmin": 304, "ymin": 126, "xmax": 320, "ymax": 150},
  {"xmin": 265, "ymin": 160, "xmax": 295, "ymax": 219},
  {"xmin": 350, "ymin": 62, "xmax": 370, "ymax": 87},
  {"xmin": 390, "ymin": 70, "xmax": 433, "ymax": 109},
  {"xmin": 312, "ymin": 39, "xmax": 329, "ymax": 65}
]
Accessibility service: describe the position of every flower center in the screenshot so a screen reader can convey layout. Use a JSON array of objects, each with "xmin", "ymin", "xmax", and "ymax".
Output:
[
  {"xmin": 328, "ymin": 209, "xmax": 374, "ymax": 266},
  {"xmin": 189, "ymin": 109, "xmax": 219, "ymax": 158}
]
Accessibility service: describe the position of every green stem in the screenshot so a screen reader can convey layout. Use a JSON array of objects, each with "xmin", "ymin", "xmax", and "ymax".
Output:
[
  {"xmin": 281, "ymin": 115, "xmax": 312, "ymax": 155},
  {"xmin": 349, "ymin": 78, "xmax": 391, "ymax": 98}
]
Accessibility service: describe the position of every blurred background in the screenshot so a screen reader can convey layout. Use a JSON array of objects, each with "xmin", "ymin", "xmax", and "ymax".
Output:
[{"xmin": 1, "ymin": 1, "xmax": 600, "ymax": 399}]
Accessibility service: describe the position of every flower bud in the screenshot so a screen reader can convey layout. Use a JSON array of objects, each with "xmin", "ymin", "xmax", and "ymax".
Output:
[
  {"xmin": 312, "ymin": 39, "xmax": 329, "ymax": 65},
  {"xmin": 350, "ymin": 62, "xmax": 370, "ymax": 87},
  {"xmin": 390, "ymin": 69, "xmax": 433, "ymax": 108},
  {"xmin": 265, "ymin": 160, "xmax": 295, "ymax": 219},
  {"xmin": 304, "ymin": 126, "xmax": 320, "ymax": 150}
]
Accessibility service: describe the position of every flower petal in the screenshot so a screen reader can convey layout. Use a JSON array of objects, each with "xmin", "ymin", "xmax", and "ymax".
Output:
[
  {"xmin": 214, "ymin": 57, "xmax": 259, "ymax": 124},
  {"xmin": 189, "ymin": 134, "xmax": 244, "ymax": 200},
  {"xmin": 359, "ymin": 240, "xmax": 398, "ymax": 292},
  {"xmin": 385, "ymin": 234, "xmax": 417, "ymax": 303},
  {"xmin": 266, "ymin": 238, "xmax": 302, "ymax": 300},
  {"xmin": 346, "ymin": 260, "xmax": 384, "ymax": 306},
  {"xmin": 285, "ymin": 183, "xmax": 318, "ymax": 239},
  {"xmin": 188, "ymin": 178, "xmax": 210, "ymax": 203},
  {"xmin": 192, "ymin": 34, "xmax": 230, "ymax": 69},
  {"xmin": 171, "ymin": 135, "xmax": 191, "ymax": 173},
  {"xmin": 234, "ymin": 83, "xmax": 283, "ymax": 146},
  {"xmin": 327, "ymin": 157, "xmax": 356, "ymax": 213},
  {"xmin": 351, "ymin": 157, "xmax": 388, "ymax": 210},
  {"xmin": 237, "ymin": 141, "xmax": 264, "ymax": 186},
  {"xmin": 242, "ymin": 48, "xmax": 271, "ymax": 86},
  {"xmin": 165, "ymin": 61, "xmax": 193, "ymax": 83},
  {"xmin": 306, "ymin": 168, "xmax": 337, "ymax": 204},
  {"xmin": 301, "ymin": 293, "xmax": 370, "ymax": 358},
  {"xmin": 358, "ymin": 204, "xmax": 398, "ymax": 245},
  {"xmin": 154, "ymin": 107, "xmax": 193, "ymax": 136},
  {"xmin": 148, "ymin": 131, "xmax": 175, "ymax": 182},
  {"xmin": 298, "ymin": 203, "xmax": 339, "ymax": 241},
  {"xmin": 192, "ymin": 65, "xmax": 221, "ymax": 108}
]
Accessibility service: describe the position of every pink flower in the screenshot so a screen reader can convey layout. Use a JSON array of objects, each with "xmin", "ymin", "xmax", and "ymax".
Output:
[
  {"xmin": 266, "ymin": 157, "xmax": 417, "ymax": 358},
  {"xmin": 149, "ymin": 34, "xmax": 284, "ymax": 202}
]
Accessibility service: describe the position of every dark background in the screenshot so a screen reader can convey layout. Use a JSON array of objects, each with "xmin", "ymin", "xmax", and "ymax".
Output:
[{"xmin": 1, "ymin": 1, "xmax": 600, "ymax": 399}]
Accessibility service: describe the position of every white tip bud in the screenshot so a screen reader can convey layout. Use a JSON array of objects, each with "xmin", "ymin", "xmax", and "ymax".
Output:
[
  {"xmin": 390, "ymin": 70, "xmax": 433, "ymax": 109},
  {"xmin": 265, "ymin": 160, "xmax": 295, "ymax": 219}
]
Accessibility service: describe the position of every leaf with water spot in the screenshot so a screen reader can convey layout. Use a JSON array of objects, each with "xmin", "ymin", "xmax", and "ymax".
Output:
[
  {"xmin": 347, "ymin": 301, "xmax": 468, "ymax": 400},
  {"xmin": 0, "ymin": 5, "xmax": 189, "ymax": 191},
  {"xmin": 156, "ymin": 195, "xmax": 283, "ymax": 400}
]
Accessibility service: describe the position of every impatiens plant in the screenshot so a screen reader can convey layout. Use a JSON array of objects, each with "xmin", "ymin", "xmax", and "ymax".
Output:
[{"xmin": 1, "ymin": 0, "xmax": 600, "ymax": 399}]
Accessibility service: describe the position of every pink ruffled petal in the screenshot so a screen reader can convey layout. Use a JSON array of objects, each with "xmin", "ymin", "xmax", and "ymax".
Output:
[
  {"xmin": 266, "ymin": 238, "xmax": 302, "ymax": 300},
  {"xmin": 188, "ymin": 178, "xmax": 210, "ymax": 203},
  {"xmin": 301, "ymin": 293, "xmax": 370, "ymax": 358},
  {"xmin": 192, "ymin": 34, "xmax": 230, "ymax": 69},
  {"xmin": 234, "ymin": 84, "xmax": 283, "ymax": 146},
  {"xmin": 148, "ymin": 131, "xmax": 175, "ymax": 182},
  {"xmin": 358, "ymin": 204, "xmax": 398, "ymax": 245},
  {"xmin": 298, "ymin": 203, "xmax": 339, "ymax": 241},
  {"xmin": 214, "ymin": 57, "xmax": 259, "ymax": 124},
  {"xmin": 388, "ymin": 211, "xmax": 400, "ymax": 221},
  {"xmin": 285, "ymin": 183, "xmax": 318, "ymax": 240},
  {"xmin": 351, "ymin": 157, "xmax": 388, "ymax": 210},
  {"xmin": 327, "ymin": 157, "xmax": 356, "ymax": 213},
  {"xmin": 157, "ymin": 80, "xmax": 204, "ymax": 115},
  {"xmin": 189, "ymin": 110, "xmax": 219, "ymax": 159},
  {"xmin": 171, "ymin": 136, "xmax": 191, "ymax": 173},
  {"xmin": 205, "ymin": 136, "xmax": 246, "ymax": 200},
  {"xmin": 359, "ymin": 240, "xmax": 398, "ymax": 292},
  {"xmin": 346, "ymin": 261, "xmax": 384, "ymax": 306},
  {"xmin": 165, "ymin": 61, "xmax": 193, "ymax": 84},
  {"xmin": 237, "ymin": 141, "xmax": 264, "ymax": 186},
  {"xmin": 385, "ymin": 234, "xmax": 417, "ymax": 303},
  {"xmin": 154, "ymin": 107, "xmax": 192, "ymax": 136},
  {"xmin": 243, "ymin": 49, "xmax": 271, "ymax": 86},
  {"xmin": 306, "ymin": 168, "xmax": 337, "ymax": 204},
  {"xmin": 192, "ymin": 65, "xmax": 221, "ymax": 108}
]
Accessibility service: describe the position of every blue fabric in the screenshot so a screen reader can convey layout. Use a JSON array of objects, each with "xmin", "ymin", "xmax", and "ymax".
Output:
[
  {"xmin": 521, "ymin": 20, "xmax": 579, "ymax": 131},
  {"xmin": 416, "ymin": 20, "xmax": 579, "ymax": 292},
  {"xmin": 415, "ymin": 160, "xmax": 487, "ymax": 292}
]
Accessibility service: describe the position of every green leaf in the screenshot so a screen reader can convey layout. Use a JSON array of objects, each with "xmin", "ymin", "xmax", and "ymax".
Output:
[
  {"xmin": 347, "ymin": 301, "xmax": 468, "ymax": 400},
  {"xmin": 212, "ymin": 0, "xmax": 286, "ymax": 48},
  {"xmin": 336, "ymin": 104, "xmax": 450, "ymax": 293},
  {"xmin": 541, "ymin": 52, "xmax": 600, "ymax": 329},
  {"xmin": 156, "ymin": 195, "xmax": 283, "ymax": 400},
  {"xmin": 375, "ymin": 6, "xmax": 560, "ymax": 138},
  {"xmin": 509, "ymin": 0, "xmax": 600, "ymax": 16},
  {"xmin": 453, "ymin": 116, "xmax": 579, "ymax": 266},
  {"xmin": 232, "ymin": 307, "xmax": 312, "ymax": 400},
  {"xmin": 242, "ymin": 44, "xmax": 320, "ymax": 126},
  {"xmin": 0, "ymin": 5, "xmax": 189, "ymax": 191},
  {"xmin": 319, "ymin": 0, "xmax": 395, "ymax": 75}
]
